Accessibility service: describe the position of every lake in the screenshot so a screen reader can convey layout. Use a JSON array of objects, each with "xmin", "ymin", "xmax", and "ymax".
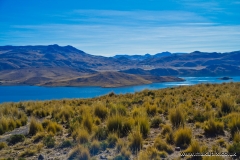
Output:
[{"xmin": 1, "ymin": 76, "xmax": 240, "ymax": 103}]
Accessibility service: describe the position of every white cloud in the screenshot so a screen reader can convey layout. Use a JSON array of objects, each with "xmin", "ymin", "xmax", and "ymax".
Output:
[
  {"xmin": 3, "ymin": 23, "xmax": 239, "ymax": 56},
  {"xmin": 0, "ymin": 10, "xmax": 239, "ymax": 56}
]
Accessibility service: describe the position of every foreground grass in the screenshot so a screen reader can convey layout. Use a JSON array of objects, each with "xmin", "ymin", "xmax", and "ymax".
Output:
[{"xmin": 0, "ymin": 82, "xmax": 240, "ymax": 159}]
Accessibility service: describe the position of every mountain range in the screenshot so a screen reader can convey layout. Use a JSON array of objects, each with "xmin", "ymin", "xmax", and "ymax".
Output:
[{"xmin": 0, "ymin": 45, "xmax": 239, "ymax": 87}]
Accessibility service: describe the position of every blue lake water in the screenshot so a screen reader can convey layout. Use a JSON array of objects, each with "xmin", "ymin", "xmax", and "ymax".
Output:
[{"xmin": 1, "ymin": 76, "xmax": 240, "ymax": 103}]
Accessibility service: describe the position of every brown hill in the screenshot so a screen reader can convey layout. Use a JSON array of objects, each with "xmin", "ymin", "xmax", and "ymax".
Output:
[{"xmin": 43, "ymin": 71, "xmax": 152, "ymax": 87}]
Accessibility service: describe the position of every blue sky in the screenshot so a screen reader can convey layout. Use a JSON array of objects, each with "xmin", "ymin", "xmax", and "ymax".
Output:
[{"xmin": 0, "ymin": 0, "xmax": 240, "ymax": 56}]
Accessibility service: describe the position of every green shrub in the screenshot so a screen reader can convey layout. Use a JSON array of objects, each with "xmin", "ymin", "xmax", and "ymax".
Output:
[
  {"xmin": 89, "ymin": 140, "xmax": 100, "ymax": 155},
  {"xmin": 43, "ymin": 135, "xmax": 55, "ymax": 148},
  {"xmin": 94, "ymin": 104, "xmax": 108, "ymax": 120},
  {"xmin": 7, "ymin": 134, "xmax": 25, "ymax": 145},
  {"xmin": 169, "ymin": 107, "xmax": 185, "ymax": 128},
  {"xmin": 100, "ymin": 141, "xmax": 108, "ymax": 150},
  {"xmin": 174, "ymin": 127, "xmax": 192, "ymax": 149},
  {"xmin": 107, "ymin": 133, "xmax": 118, "ymax": 148},
  {"xmin": 154, "ymin": 137, "xmax": 173, "ymax": 154},
  {"xmin": 129, "ymin": 131, "xmax": 143, "ymax": 153},
  {"xmin": 29, "ymin": 118, "xmax": 43, "ymax": 136},
  {"xmin": 60, "ymin": 140, "xmax": 73, "ymax": 148},
  {"xmin": 204, "ymin": 118, "xmax": 224, "ymax": 136}
]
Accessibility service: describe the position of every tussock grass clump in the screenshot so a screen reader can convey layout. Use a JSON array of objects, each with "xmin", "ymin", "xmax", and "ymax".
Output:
[
  {"xmin": 137, "ymin": 117, "xmax": 150, "ymax": 138},
  {"xmin": 151, "ymin": 116, "xmax": 162, "ymax": 128},
  {"xmin": 0, "ymin": 111, "xmax": 27, "ymax": 135},
  {"xmin": 0, "ymin": 118, "xmax": 9, "ymax": 135},
  {"xmin": 107, "ymin": 133, "xmax": 118, "ymax": 148},
  {"xmin": 169, "ymin": 107, "xmax": 185, "ymax": 128},
  {"xmin": 203, "ymin": 157, "xmax": 224, "ymax": 160},
  {"xmin": 193, "ymin": 109, "xmax": 207, "ymax": 122},
  {"xmin": 216, "ymin": 138, "xmax": 226, "ymax": 147},
  {"xmin": 121, "ymin": 118, "xmax": 133, "ymax": 137},
  {"xmin": 94, "ymin": 126, "xmax": 108, "ymax": 140},
  {"xmin": 119, "ymin": 147, "xmax": 131, "ymax": 159},
  {"xmin": 228, "ymin": 143, "xmax": 240, "ymax": 157},
  {"xmin": 94, "ymin": 117, "xmax": 101, "ymax": 125},
  {"xmin": 32, "ymin": 132, "xmax": 45, "ymax": 143},
  {"xmin": 220, "ymin": 95, "xmax": 235, "ymax": 114},
  {"xmin": 146, "ymin": 104, "xmax": 157, "ymax": 117},
  {"xmin": 57, "ymin": 106, "xmax": 74, "ymax": 122},
  {"xmin": 185, "ymin": 140, "xmax": 201, "ymax": 156},
  {"xmin": 228, "ymin": 116, "xmax": 240, "ymax": 137},
  {"xmin": 89, "ymin": 140, "xmax": 100, "ymax": 155},
  {"xmin": 19, "ymin": 149, "xmax": 37, "ymax": 157},
  {"xmin": 128, "ymin": 131, "xmax": 143, "ymax": 153},
  {"xmin": 154, "ymin": 137, "xmax": 173, "ymax": 154},
  {"xmin": 110, "ymin": 104, "xmax": 127, "ymax": 116},
  {"xmin": 46, "ymin": 121, "xmax": 62, "ymax": 135},
  {"xmin": 204, "ymin": 118, "xmax": 224, "ymax": 136},
  {"xmin": 161, "ymin": 124, "xmax": 172, "ymax": 136},
  {"xmin": 83, "ymin": 115, "xmax": 93, "ymax": 133},
  {"xmin": 0, "ymin": 142, "xmax": 7, "ymax": 150},
  {"xmin": 174, "ymin": 127, "xmax": 192, "ymax": 149},
  {"xmin": 94, "ymin": 104, "xmax": 108, "ymax": 120},
  {"xmin": 116, "ymin": 139, "xmax": 124, "ymax": 152},
  {"xmin": 76, "ymin": 129, "xmax": 89, "ymax": 144},
  {"xmin": 29, "ymin": 118, "xmax": 43, "ymax": 136},
  {"xmin": 107, "ymin": 115, "xmax": 123, "ymax": 133},
  {"xmin": 233, "ymin": 131, "xmax": 240, "ymax": 143},
  {"xmin": 68, "ymin": 145, "xmax": 90, "ymax": 160},
  {"xmin": 138, "ymin": 147, "xmax": 167, "ymax": 160},
  {"xmin": 228, "ymin": 132, "xmax": 240, "ymax": 157}
]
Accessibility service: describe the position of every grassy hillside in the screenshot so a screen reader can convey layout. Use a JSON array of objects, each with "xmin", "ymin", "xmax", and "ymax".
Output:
[{"xmin": 0, "ymin": 82, "xmax": 240, "ymax": 159}]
